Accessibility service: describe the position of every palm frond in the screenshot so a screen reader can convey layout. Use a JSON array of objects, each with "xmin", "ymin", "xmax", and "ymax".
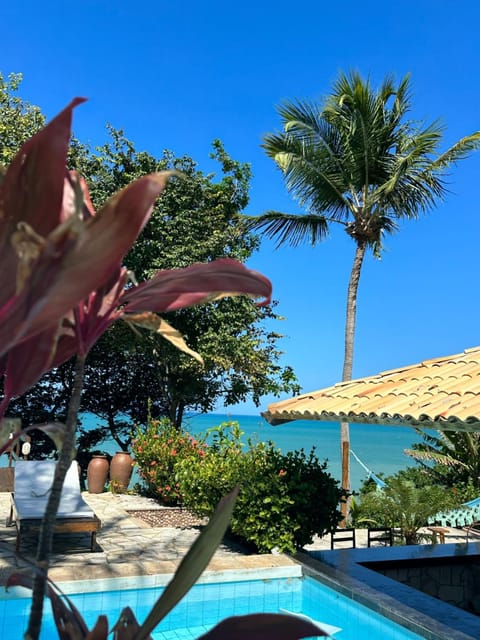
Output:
[
  {"xmin": 260, "ymin": 71, "xmax": 480, "ymax": 258},
  {"xmin": 264, "ymin": 135, "xmax": 354, "ymax": 218},
  {"xmin": 244, "ymin": 211, "xmax": 330, "ymax": 248},
  {"xmin": 405, "ymin": 448, "xmax": 467, "ymax": 468},
  {"xmin": 430, "ymin": 132, "xmax": 480, "ymax": 170},
  {"xmin": 390, "ymin": 73, "xmax": 412, "ymax": 120}
]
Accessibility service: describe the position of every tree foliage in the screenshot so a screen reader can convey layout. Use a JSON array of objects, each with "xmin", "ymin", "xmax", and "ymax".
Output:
[
  {"xmin": 0, "ymin": 72, "xmax": 45, "ymax": 166},
  {"xmin": 1, "ymin": 74, "xmax": 299, "ymax": 450},
  {"xmin": 72, "ymin": 129, "xmax": 300, "ymax": 431}
]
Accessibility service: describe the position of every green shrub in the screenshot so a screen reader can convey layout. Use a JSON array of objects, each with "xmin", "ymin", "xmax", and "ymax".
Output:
[
  {"xmin": 177, "ymin": 421, "xmax": 343, "ymax": 553},
  {"xmin": 276, "ymin": 447, "xmax": 344, "ymax": 548},
  {"xmin": 175, "ymin": 422, "xmax": 245, "ymax": 512},
  {"xmin": 132, "ymin": 418, "xmax": 206, "ymax": 505},
  {"xmin": 230, "ymin": 441, "xmax": 298, "ymax": 553},
  {"xmin": 353, "ymin": 477, "xmax": 462, "ymax": 544},
  {"xmin": 350, "ymin": 489, "xmax": 395, "ymax": 529}
]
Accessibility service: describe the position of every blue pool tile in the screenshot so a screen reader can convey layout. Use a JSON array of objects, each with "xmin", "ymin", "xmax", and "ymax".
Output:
[{"xmin": 1, "ymin": 574, "xmax": 430, "ymax": 640}]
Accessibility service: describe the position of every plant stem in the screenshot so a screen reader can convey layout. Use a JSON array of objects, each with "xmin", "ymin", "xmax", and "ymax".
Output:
[{"xmin": 26, "ymin": 354, "xmax": 86, "ymax": 640}]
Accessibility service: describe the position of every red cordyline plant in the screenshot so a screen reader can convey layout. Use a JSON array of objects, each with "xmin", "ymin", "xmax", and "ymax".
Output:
[{"xmin": 0, "ymin": 101, "xmax": 325, "ymax": 640}]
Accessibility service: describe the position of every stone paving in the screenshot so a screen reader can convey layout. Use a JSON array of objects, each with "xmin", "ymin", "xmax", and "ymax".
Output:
[
  {"xmin": 0, "ymin": 491, "xmax": 296, "ymax": 585},
  {"xmin": 304, "ymin": 524, "xmax": 469, "ymax": 551},
  {"xmin": 0, "ymin": 491, "xmax": 470, "ymax": 586}
]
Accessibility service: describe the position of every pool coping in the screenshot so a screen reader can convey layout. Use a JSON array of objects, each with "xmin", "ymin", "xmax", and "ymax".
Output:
[
  {"xmin": 1, "ymin": 564, "xmax": 303, "ymax": 599},
  {"xmin": 296, "ymin": 541, "xmax": 480, "ymax": 640}
]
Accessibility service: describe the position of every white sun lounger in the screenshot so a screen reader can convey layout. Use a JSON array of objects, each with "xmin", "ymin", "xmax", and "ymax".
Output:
[{"xmin": 8, "ymin": 460, "xmax": 100, "ymax": 551}]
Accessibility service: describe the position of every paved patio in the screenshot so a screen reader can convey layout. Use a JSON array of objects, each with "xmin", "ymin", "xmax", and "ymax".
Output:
[
  {"xmin": 0, "ymin": 491, "xmax": 470, "ymax": 585},
  {"xmin": 0, "ymin": 491, "xmax": 297, "ymax": 585}
]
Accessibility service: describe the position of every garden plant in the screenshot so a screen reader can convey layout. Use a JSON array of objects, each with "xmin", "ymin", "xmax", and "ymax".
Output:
[
  {"xmin": 0, "ymin": 101, "xmax": 324, "ymax": 639},
  {"xmin": 91, "ymin": 414, "xmax": 345, "ymax": 553},
  {"xmin": 132, "ymin": 417, "xmax": 207, "ymax": 504},
  {"xmin": 173, "ymin": 422, "xmax": 344, "ymax": 553},
  {"xmin": 352, "ymin": 476, "xmax": 461, "ymax": 544}
]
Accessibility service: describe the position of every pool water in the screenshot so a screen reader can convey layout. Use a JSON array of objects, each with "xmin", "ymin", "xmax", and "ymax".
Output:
[{"xmin": 0, "ymin": 574, "xmax": 425, "ymax": 640}]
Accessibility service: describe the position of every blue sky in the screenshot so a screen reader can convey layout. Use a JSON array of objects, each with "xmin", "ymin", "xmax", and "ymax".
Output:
[{"xmin": 3, "ymin": 1, "xmax": 480, "ymax": 414}]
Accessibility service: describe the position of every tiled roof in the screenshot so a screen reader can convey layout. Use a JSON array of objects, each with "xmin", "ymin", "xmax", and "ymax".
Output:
[{"xmin": 262, "ymin": 347, "xmax": 480, "ymax": 432}]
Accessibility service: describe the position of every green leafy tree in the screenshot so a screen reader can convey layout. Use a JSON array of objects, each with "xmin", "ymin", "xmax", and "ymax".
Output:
[
  {"xmin": 247, "ymin": 71, "xmax": 480, "ymax": 500},
  {"xmin": 74, "ymin": 130, "xmax": 300, "ymax": 429},
  {"xmin": 0, "ymin": 72, "xmax": 45, "ymax": 166},
  {"xmin": 0, "ymin": 78, "xmax": 299, "ymax": 443}
]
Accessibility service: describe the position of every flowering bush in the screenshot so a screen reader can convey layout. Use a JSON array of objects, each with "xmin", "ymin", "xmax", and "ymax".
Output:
[
  {"xmin": 177, "ymin": 422, "xmax": 344, "ymax": 553},
  {"xmin": 132, "ymin": 418, "xmax": 206, "ymax": 504},
  {"xmin": 176, "ymin": 422, "xmax": 245, "ymax": 511}
]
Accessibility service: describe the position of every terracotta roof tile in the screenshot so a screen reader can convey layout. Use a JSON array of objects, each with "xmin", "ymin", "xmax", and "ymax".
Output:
[{"xmin": 263, "ymin": 347, "xmax": 480, "ymax": 432}]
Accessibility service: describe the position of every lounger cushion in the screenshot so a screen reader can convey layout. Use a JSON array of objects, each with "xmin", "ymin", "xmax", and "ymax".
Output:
[{"xmin": 13, "ymin": 460, "xmax": 94, "ymax": 520}]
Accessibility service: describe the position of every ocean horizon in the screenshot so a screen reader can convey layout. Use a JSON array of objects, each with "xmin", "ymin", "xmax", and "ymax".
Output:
[
  {"xmin": 3, "ymin": 412, "xmax": 424, "ymax": 492},
  {"xmin": 90, "ymin": 411, "xmax": 424, "ymax": 492}
]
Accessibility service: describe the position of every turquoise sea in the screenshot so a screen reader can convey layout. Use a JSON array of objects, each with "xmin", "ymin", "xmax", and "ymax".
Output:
[{"xmin": 93, "ymin": 412, "xmax": 425, "ymax": 492}]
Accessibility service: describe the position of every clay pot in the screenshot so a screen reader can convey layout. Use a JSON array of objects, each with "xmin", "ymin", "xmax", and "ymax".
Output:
[
  {"xmin": 87, "ymin": 455, "xmax": 109, "ymax": 494},
  {"xmin": 109, "ymin": 451, "xmax": 133, "ymax": 493}
]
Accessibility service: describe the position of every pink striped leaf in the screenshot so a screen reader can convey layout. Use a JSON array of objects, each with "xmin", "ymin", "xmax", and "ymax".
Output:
[{"xmin": 120, "ymin": 258, "xmax": 272, "ymax": 313}]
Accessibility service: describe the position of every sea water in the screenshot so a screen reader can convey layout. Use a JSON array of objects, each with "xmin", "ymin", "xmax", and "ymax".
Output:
[{"xmin": 83, "ymin": 412, "xmax": 425, "ymax": 492}]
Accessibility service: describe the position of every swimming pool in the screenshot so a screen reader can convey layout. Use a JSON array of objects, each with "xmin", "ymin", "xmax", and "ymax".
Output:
[{"xmin": 0, "ymin": 567, "xmax": 425, "ymax": 640}]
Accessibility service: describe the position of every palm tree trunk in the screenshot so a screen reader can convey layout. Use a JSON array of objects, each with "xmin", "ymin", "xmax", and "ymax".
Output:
[
  {"xmin": 340, "ymin": 240, "xmax": 367, "ymax": 519},
  {"xmin": 26, "ymin": 354, "xmax": 86, "ymax": 640}
]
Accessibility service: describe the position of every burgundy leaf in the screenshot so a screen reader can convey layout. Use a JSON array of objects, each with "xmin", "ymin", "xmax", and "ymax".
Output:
[
  {"xmin": 0, "ymin": 173, "xmax": 172, "ymax": 357},
  {"xmin": 120, "ymin": 258, "xmax": 272, "ymax": 313},
  {"xmin": 0, "ymin": 220, "xmax": 80, "ymax": 358},
  {"xmin": 198, "ymin": 613, "xmax": 328, "ymax": 639},
  {"xmin": 7, "ymin": 571, "xmax": 90, "ymax": 639},
  {"xmin": 1, "ymin": 324, "xmax": 60, "ymax": 404},
  {"xmin": 71, "ymin": 267, "xmax": 128, "ymax": 355},
  {"xmin": 49, "ymin": 318, "xmax": 78, "ymax": 368},
  {"xmin": 79, "ymin": 172, "xmax": 173, "ymax": 273},
  {"xmin": 49, "ymin": 593, "xmax": 89, "ymax": 640},
  {"xmin": 0, "ymin": 98, "xmax": 86, "ymax": 309},
  {"xmin": 85, "ymin": 616, "xmax": 109, "ymax": 640},
  {"xmin": 62, "ymin": 171, "xmax": 96, "ymax": 223},
  {"xmin": 112, "ymin": 607, "xmax": 152, "ymax": 640}
]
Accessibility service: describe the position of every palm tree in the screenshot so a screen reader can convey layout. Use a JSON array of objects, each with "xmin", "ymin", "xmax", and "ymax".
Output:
[
  {"xmin": 405, "ymin": 430, "xmax": 480, "ymax": 491},
  {"xmin": 247, "ymin": 71, "xmax": 480, "ymax": 510}
]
